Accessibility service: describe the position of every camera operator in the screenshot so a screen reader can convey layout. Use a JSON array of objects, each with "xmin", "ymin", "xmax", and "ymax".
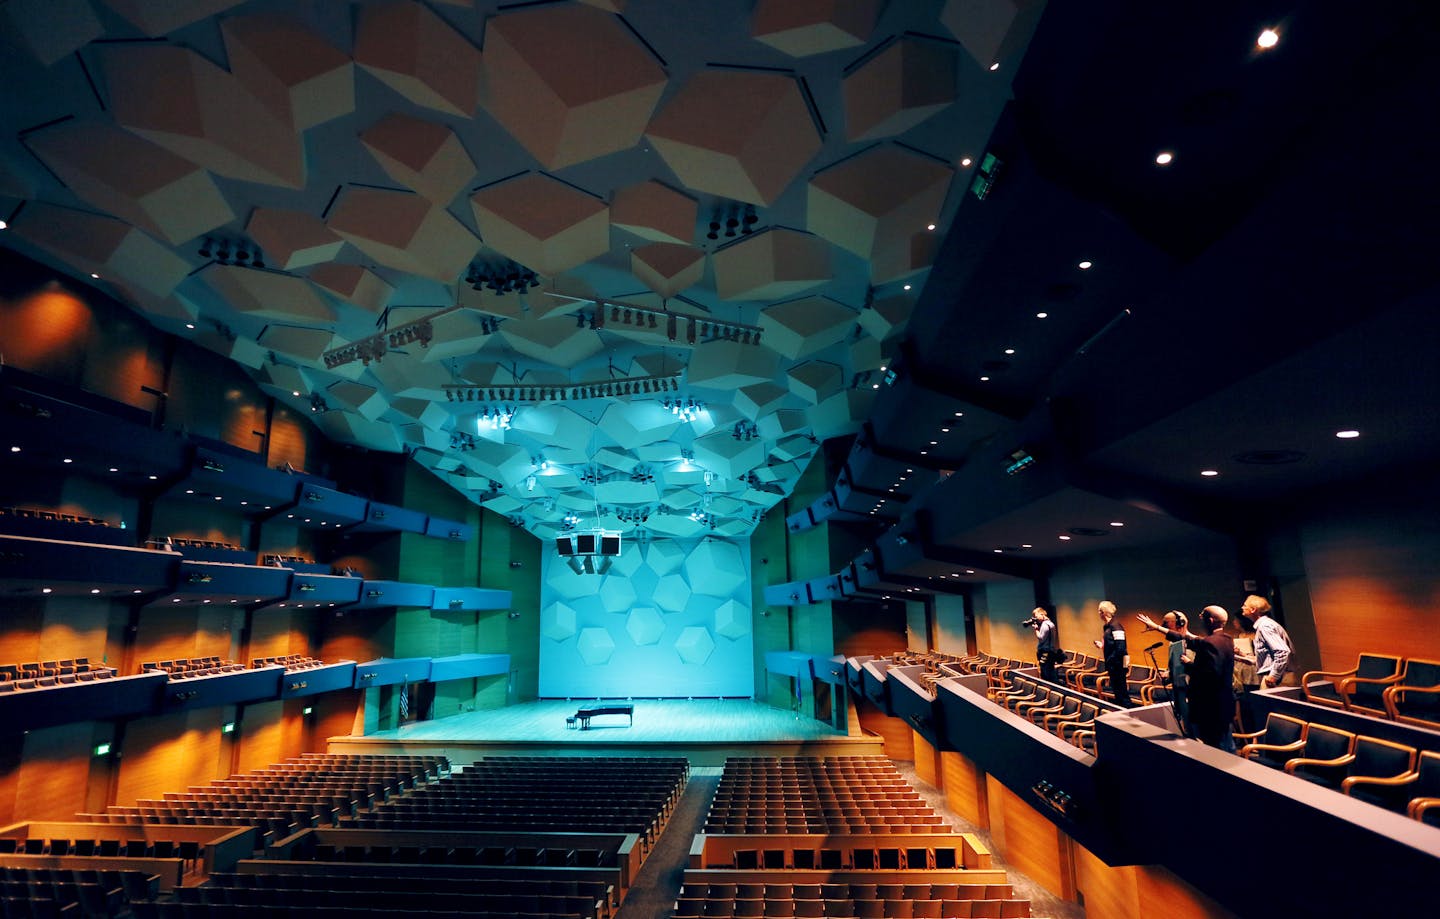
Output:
[{"xmin": 1025, "ymin": 607, "xmax": 1060, "ymax": 682}]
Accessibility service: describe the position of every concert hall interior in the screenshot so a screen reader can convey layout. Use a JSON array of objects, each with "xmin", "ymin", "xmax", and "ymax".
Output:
[{"xmin": 0, "ymin": 2, "xmax": 1437, "ymax": 917}]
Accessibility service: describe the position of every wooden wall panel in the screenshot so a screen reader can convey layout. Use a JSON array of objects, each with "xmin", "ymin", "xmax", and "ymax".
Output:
[
  {"xmin": 149, "ymin": 501, "xmax": 248, "ymax": 550},
  {"xmin": 940, "ymin": 750, "xmax": 989, "ymax": 830},
  {"xmin": 116, "ymin": 710, "xmax": 229, "ymax": 806},
  {"xmin": 313, "ymin": 690, "xmax": 364, "ymax": 748},
  {"xmin": 0, "ymin": 288, "xmax": 94, "ymax": 385},
  {"xmin": 40, "ymin": 596, "xmax": 113, "ymax": 663},
  {"xmin": 267, "ymin": 406, "xmax": 315, "ymax": 473},
  {"xmin": 1073, "ymin": 841, "xmax": 1139, "ymax": 919},
  {"xmin": 974, "ymin": 581, "xmax": 1040, "ymax": 662},
  {"xmin": 856, "ymin": 703, "xmax": 913, "ymax": 760},
  {"xmin": 236, "ymin": 700, "xmax": 285, "ymax": 774},
  {"xmin": 0, "ymin": 742, "xmax": 21, "ymax": 826},
  {"xmin": 248, "ymin": 608, "xmax": 302, "ymax": 662},
  {"xmin": 81, "ymin": 303, "xmax": 164, "ymax": 410},
  {"xmin": 319, "ymin": 608, "xmax": 392, "ymax": 667},
  {"xmin": 13, "ymin": 724, "xmax": 94, "ymax": 822},
  {"xmin": 134, "ymin": 606, "xmax": 238, "ymax": 669},
  {"xmin": 984, "ymin": 776, "xmax": 1074, "ymax": 900},
  {"xmin": 912, "ymin": 730, "xmax": 939, "ymax": 789},
  {"xmin": 1135, "ymin": 864, "xmax": 1237, "ymax": 919},
  {"xmin": 0, "ymin": 597, "xmax": 46, "ymax": 666}
]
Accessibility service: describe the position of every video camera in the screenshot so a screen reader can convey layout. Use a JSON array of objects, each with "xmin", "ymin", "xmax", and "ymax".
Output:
[{"xmin": 1021, "ymin": 617, "xmax": 1041, "ymax": 629}]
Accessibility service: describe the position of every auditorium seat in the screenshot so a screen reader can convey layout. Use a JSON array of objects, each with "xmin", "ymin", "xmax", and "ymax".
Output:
[
  {"xmin": 1404, "ymin": 752, "xmax": 1440, "ymax": 827},
  {"xmin": 1283, "ymin": 724, "xmax": 1358, "ymax": 783},
  {"xmin": 1301, "ymin": 653, "xmax": 1404, "ymax": 712},
  {"xmin": 1237, "ymin": 713, "xmax": 1309, "ymax": 769},
  {"xmin": 1384, "ymin": 658, "xmax": 1440, "ymax": 727},
  {"xmin": 1341, "ymin": 737, "xmax": 1420, "ymax": 808}
]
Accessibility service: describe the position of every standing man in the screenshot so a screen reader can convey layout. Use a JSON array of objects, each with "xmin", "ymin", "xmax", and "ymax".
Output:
[
  {"xmin": 1242, "ymin": 595, "xmax": 1298, "ymax": 688},
  {"xmin": 1029, "ymin": 607, "xmax": 1060, "ymax": 682},
  {"xmin": 1138, "ymin": 606, "xmax": 1236, "ymax": 752},
  {"xmin": 1093, "ymin": 601, "xmax": 1131, "ymax": 707},
  {"xmin": 1161, "ymin": 610, "xmax": 1191, "ymax": 733}
]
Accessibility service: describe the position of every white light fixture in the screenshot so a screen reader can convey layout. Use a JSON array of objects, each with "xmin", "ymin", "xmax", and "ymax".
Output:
[
  {"xmin": 1155, "ymin": 151, "xmax": 1175, "ymax": 166},
  {"xmin": 1078, "ymin": 260, "xmax": 1093, "ymax": 270},
  {"xmin": 1036, "ymin": 312, "xmax": 1048, "ymax": 319},
  {"xmin": 1335, "ymin": 429, "xmax": 1360, "ymax": 439},
  {"xmin": 1059, "ymin": 535, "xmax": 1071, "ymax": 541},
  {"xmin": 1004, "ymin": 348, "xmax": 1015, "ymax": 355},
  {"xmin": 903, "ymin": 284, "xmax": 912, "ymax": 291},
  {"xmin": 927, "ymin": 223, "xmax": 936, "ymax": 231},
  {"xmin": 63, "ymin": 458, "xmax": 73, "ymax": 464},
  {"xmin": 988, "ymin": 62, "xmax": 1000, "ymax": 71},
  {"xmin": 1110, "ymin": 521, "xmax": 1124, "ymax": 527},
  {"xmin": 1201, "ymin": 469, "xmax": 1220, "ymax": 477},
  {"xmin": 1257, "ymin": 28, "xmax": 1279, "ymax": 49},
  {"xmin": 961, "ymin": 157, "xmax": 973, "ymax": 167}
]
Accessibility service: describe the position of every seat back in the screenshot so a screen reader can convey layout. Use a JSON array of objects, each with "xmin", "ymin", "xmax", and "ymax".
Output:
[
  {"xmin": 1411, "ymin": 750, "xmax": 1440, "ymax": 799},
  {"xmin": 1301, "ymin": 723, "xmax": 1356, "ymax": 762},
  {"xmin": 1350, "ymin": 735, "xmax": 1416, "ymax": 782},
  {"xmin": 1357, "ymin": 654, "xmax": 1402, "ymax": 681},
  {"xmin": 1261, "ymin": 713, "xmax": 1307, "ymax": 748}
]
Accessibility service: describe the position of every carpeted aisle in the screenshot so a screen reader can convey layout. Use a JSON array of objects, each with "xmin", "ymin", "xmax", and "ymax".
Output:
[{"xmin": 615, "ymin": 769, "xmax": 720, "ymax": 919}]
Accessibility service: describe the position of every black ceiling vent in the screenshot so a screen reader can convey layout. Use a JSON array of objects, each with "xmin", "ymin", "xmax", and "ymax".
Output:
[
  {"xmin": 1232, "ymin": 449, "xmax": 1306, "ymax": 466},
  {"xmin": 1067, "ymin": 526, "xmax": 1110, "ymax": 537}
]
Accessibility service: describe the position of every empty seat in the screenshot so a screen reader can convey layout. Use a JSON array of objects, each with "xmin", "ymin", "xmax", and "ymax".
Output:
[
  {"xmin": 1302, "ymin": 653, "xmax": 1404, "ymax": 712},
  {"xmin": 1284, "ymin": 724, "xmax": 1358, "ymax": 785},
  {"xmin": 1237, "ymin": 713, "xmax": 1309, "ymax": 769},
  {"xmin": 1384, "ymin": 658, "xmax": 1440, "ymax": 726}
]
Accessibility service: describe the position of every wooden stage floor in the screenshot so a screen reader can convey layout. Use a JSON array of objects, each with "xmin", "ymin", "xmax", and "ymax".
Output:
[{"xmin": 328, "ymin": 699, "xmax": 883, "ymax": 766}]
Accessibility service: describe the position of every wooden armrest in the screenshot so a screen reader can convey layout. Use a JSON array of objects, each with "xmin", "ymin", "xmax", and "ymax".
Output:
[
  {"xmin": 1303, "ymin": 667, "xmax": 1358, "ymax": 684},
  {"xmin": 1341, "ymin": 673, "xmax": 1403, "ymax": 696},
  {"xmin": 1043, "ymin": 711, "xmax": 1082, "ymax": 730},
  {"xmin": 1385, "ymin": 683, "xmax": 1440, "ymax": 718},
  {"xmin": 1408, "ymin": 797, "xmax": 1440, "ymax": 820},
  {"xmin": 1342, "ymin": 770, "xmax": 1419, "ymax": 794},
  {"xmin": 1285, "ymin": 752, "xmax": 1357, "ymax": 774},
  {"xmin": 1240, "ymin": 738, "xmax": 1306, "ymax": 760},
  {"xmin": 1233, "ymin": 727, "xmax": 1267, "ymax": 744}
]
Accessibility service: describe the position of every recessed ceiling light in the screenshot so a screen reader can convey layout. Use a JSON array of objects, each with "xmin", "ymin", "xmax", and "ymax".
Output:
[
  {"xmin": 185, "ymin": 323, "xmax": 195, "ymax": 330},
  {"xmin": 1110, "ymin": 521, "xmax": 1125, "ymax": 527},
  {"xmin": 1335, "ymin": 429, "xmax": 1360, "ymax": 439},
  {"xmin": 966, "ymin": 569, "xmax": 974, "ymax": 575},
  {"xmin": 993, "ymin": 548, "xmax": 1002, "ymax": 553},
  {"xmin": 292, "ymin": 391, "xmax": 300, "ymax": 397},
  {"xmin": 941, "ymin": 428, "xmax": 949, "ymax": 433},
  {"xmin": 1036, "ymin": 312, "xmax": 1048, "ymax": 319},
  {"xmin": 90, "ymin": 588, "xmax": 100, "ymax": 595},
  {"xmin": 1059, "ymin": 535, "xmax": 1071, "ymax": 541},
  {"xmin": 147, "ymin": 475, "xmax": 157, "ymax": 480},
  {"xmin": 953, "ymin": 413, "xmax": 962, "ymax": 418},
  {"xmin": 988, "ymin": 62, "xmax": 1000, "ymax": 71},
  {"xmin": 929, "ymin": 441, "xmax": 938, "ymax": 445},
  {"xmin": 1155, "ymin": 151, "xmax": 1175, "ymax": 166},
  {"xmin": 927, "ymin": 223, "xmax": 936, "ymax": 231},
  {"xmin": 42, "ymin": 587, "xmax": 52, "ymax": 594},
  {"xmin": 63, "ymin": 458, "xmax": 73, "ymax": 464},
  {"xmin": 214, "ymin": 495, "xmax": 222, "ymax": 501},
  {"xmin": 961, "ymin": 157, "xmax": 973, "ymax": 167},
  {"xmin": 90, "ymin": 273, "xmax": 100, "ymax": 279},
  {"xmin": 1257, "ymin": 28, "xmax": 1279, "ymax": 49},
  {"xmin": 903, "ymin": 284, "xmax": 912, "ymax": 291},
  {"xmin": 0, "ymin": 220, "xmax": 7, "ymax": 230},
  {"xmin": 1004, "ymin": 348, "xmax": 1015, "ymax": 355},
  {"xmin": 872, "ymin": 383, "xmax": 879, "ymax": 389},
  {"xmin": 8, "ymin": 446, "xmax": 19, "ymax": 453},
  {"xmin": 1078, "ymin": 260, "xmax": 1093, "ymax": 270},
  {"xmin": 1021, "ymin": 544, "xmax": 1032, "ymax": 549},
  {"xmin": 109, "ymin": 467, "xmax": 118, "ymax": 473},
  {"xmin": 185, "ymin": 489, "xmax": 194, "ymax": 494},
  {"xmin": 1201, "ymin": 469, "xmax": 1220, "ymax": 477},
  {"xmin": 979, "ymin": 376, "xmax": 989, "ymax": 382},
  {"xmin": 920, "ymin": 450, "xmax": 928, "ymax": 455}
]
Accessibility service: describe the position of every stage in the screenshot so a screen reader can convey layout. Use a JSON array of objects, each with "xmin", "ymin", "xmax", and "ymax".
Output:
[{"xmin": 328, "ymin": 699, "xmax": 884, "ymax": 766}]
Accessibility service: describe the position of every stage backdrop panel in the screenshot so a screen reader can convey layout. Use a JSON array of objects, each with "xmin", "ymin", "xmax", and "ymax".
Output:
[{"xmin": 539, "ymin": 537, "xmax": 754, "ymax": 698}]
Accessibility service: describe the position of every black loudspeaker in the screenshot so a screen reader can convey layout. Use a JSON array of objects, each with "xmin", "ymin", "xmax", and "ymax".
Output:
[
  {"xmin": 576, "ymin": 533, "xmax": 597, "ymax": 554},
  {"xmin": 600, "ymin": 534, "xmax": 621, "ymax": 556},
  {"xmin": 556, "ymin": 536, "xmax": 574, "ymax": 556}
]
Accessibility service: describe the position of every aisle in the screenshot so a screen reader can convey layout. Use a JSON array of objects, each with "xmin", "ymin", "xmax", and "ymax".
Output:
[{"xmin": 615, "ymin": 768, "xmax": 720, "ymax": 919}]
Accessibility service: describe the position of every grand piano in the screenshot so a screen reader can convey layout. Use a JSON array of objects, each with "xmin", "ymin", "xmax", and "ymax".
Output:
[{"xmin": 568, "ymin": 703, "xmax": 635, "ymax": 730}]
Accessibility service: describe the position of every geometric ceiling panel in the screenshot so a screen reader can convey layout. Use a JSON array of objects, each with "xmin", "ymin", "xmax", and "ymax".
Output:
[
  {"xmin": 674, "ymin": 625, "xmax": 715, "ymax": 665},
  {"xmin": 808, "ymin": 145, "xmax": 952, "ymax": 263},
  {"xmin": 842, "ymin": 37, "xmax": 957, "ymax": 142},
  {"xmin": 221, "ymin": 12, "xmax": 354, "ymax": 132},
  {"xmin": 99, "ymin": 0, "xmax": 244, "ymax": 36},
  {"xmin": 940, "ymin": 0, "xmax": 1019, "ymax": 70},
  {"xmin": 631, "ymin": 243, "xmax": 705, "ymax": 299},
  {"xmin": 460, "ymin": 439, "xmax": 535, "ymax": 488},
  {"xmin": 597, "ymin": 402, "xmax": 682, "ymax": 451},
  {"xmin": 6, "ymin": 0, "xmax": 104, "ymax": 66},
  {"xmin": 626, "ymin": 606, "xmax": 665, "ymax": 646},
  {"xmin": 786, "ymin": 360, "xmax": 843, "ymax": 405},
  {"xmin": 759, "ymin": 296, "xmax": 857, "ymax": 361},
  {"xmin": 10, "ymin": 203, "xmax": 191, "ymax": 301},
  {"xmin": 327, "ymin": 380, "xmax": 388, "ymax": 421},
  {"xmin": 364, "ymin": 355, "xmax": 453, "ymax": 399},
  {"xmin": 684, "ymin": 539, "xmax": 746, "ymax": 596},
  {"xmin": 326, "ymin": 187, "xmax": 480, "ymax": 282},
  {"xmin": 102, "ymin": 44, "xmax": 305, "ymax": 189},
  {"xmin": 470, "ymin": 173, "xmax": 609, "ymax": 278},
  {"xmin": 246, "ymin": 209, "xmax": 344, "ymax": 272},
  {"xmin": 687, "ymin": 340, "xmax": 781, "ymax": 391},
  {"xmin": 481, "ymin": 4, "xmax": 667, "ymax": 170},
  {"xmin": 714, "ymin": 598, "xmax": 750, "ymax": 639},
  {"xmin": 756, "ymin": 408, "xmax": 809, "ymax": 440},
  {"xmin": 497, "ymin": 317, "xmax": 605, "ymax": 366},
  {"xmin": 856, "ymin": 294, "xmax": 914, "ymax": 342},
  {"xmin": 610, "ymin": 181, "xmax": 697, "ymax": 245},
  {"xmin": 353, "ymin": 0, "xmax": 480, "ymax": 118},
  {"xmin": 306, "ymin": 263, "xmax": 393, "ymax": 315},
  {"xmin": 711, "ymin": 228, "xmax": 831, "ymax": 302},
  {"xmin": 256, "ymin": 325, "xmax": 335, "ymax": 364},
  {"xmin": 507, "ymin": 405, "xmax": 596, "ymax": 449},
  {"xmin": 593, "ymin": 479, "xmax": 660, "ymax": 506},
  {"xmin": 871, "ymin": 228, "xmax": 941, "ymax": 286},
  {"xmin": 360, "ymin": 113, "xmax": 476, "ymax": 205},
  {"xmin": 314, "ymin": 411, "xmax": 405, "ymax": 453},
  {"xmin": 646, "ymin": 540, "xmax": 685, "ymax": 577},
  {"xmin": 427, "ymin": 310, "xmax": 504, "ymax": 363},
  {"xmin": 26, "ymin": 120, "xmax": 234, "ymax": 246},
  {"xmin": 648, "ymin": 70, "xmax": 823, "ymax": 206},
  {"xmin": 542, "ymin": 601, "xmax": 578, "ymax": 642},
  {"xmin": 644, "ymin": 515, "xmax": 707, "ymax": 539},
  {"xmin": 610, "ymin": 544, "xmax": 644, "ymax": 578},
  {"xmin": 577, "ymin": 627, "xmax": 616, "ymax": 665},
  {"xmin": 733, "ymin": 382, "xmax": 792, "ymax": 420},
  {"xmin": 751, "ymin": 0, "xmax": 879, "ymax": 57},
  {"xmin": 808, "ymin": 388, "xmax": 876, "ymax": 440},
  {"xmin": 199, "ymin": 265, "xmax": 335, "ymax": 323},
  {"xmin": 692, "ymin": 429, "xmax": 766, "ymax": 481}
]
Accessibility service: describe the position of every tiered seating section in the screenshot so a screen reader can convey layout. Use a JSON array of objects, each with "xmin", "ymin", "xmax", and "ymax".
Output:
[
  {"xmin": 0, "ymin": 866, "xmax": 158, "ymax": 918},
  {"xmin": 140, "ymin": 658, "xmax": 246, "ymax": 679},
  {"xmin": 705, "ymin": 757, "xmax": 949, "ymax": 835},
  {"xmin": 0, "ymin": 506, "xmax": 111, "ymax": 528},
  {"xmin": 167, "ymin": 537, "xmax": 243, "ymax": 553},
  {"xmin": 0, "ymin": 658, "xmax": 117, "ymax": 692},
  {"xmin": 990, "ymin": 675, "xmax": 1122, "ymax": 754},
  {"xmin": 249, "ymin": 655, "xmax": 325, "ymax": 671},
  {"xmin": 679, "ymin": 756, "xmax": 1034, "ymax": 919},
  {"xmin": 945, "ymin": 650, "xmax": 1149, "ymax": 714},
  {"xmin": 342, "ymin": 755, "xmax": 689, "ymax": 852},
  {"xmin": 88, "ymin": 754, "xmax": 445, "ymax": 842}
]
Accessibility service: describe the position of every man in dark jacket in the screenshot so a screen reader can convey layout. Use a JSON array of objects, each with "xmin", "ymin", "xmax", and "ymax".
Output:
[{"xmin": 1138, "ymin": 607, "xmax": 1236, "ymax": 751}]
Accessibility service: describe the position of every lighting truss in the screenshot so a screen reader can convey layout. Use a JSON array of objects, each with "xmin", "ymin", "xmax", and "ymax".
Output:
[
  {"xmin": 442, "ymin": 371, "xmax": 684, "ymax": 404},
  {"xmin": 322, "ymin": 305, "xmax": 459, "ymax": 369}
]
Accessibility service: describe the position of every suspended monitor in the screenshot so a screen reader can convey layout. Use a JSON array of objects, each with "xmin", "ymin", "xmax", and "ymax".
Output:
[
  {"xmin": 576, "ymin": 533, "xmax": 598, "ymax": 555},
  {"xmin": 600, "ymin": 534, "xmax": 621, "ymax": 556},
  {"xmin": 556, "ymin": 535, "xmax": 575, "ymax": 556}
]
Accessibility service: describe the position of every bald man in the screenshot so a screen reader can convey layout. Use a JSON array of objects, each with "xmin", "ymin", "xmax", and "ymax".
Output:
[{"xmin": 1138, "ymin": 606, "xmax": 1236, "ymax": 752}]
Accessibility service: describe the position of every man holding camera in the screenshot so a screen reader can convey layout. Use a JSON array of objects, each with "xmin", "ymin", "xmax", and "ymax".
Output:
[{"xmin": 1026, "ymin": 607, "xmax": 1060, "ymax": 682}]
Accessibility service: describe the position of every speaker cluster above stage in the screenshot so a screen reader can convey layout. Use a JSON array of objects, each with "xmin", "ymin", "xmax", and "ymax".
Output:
[{"xmin": 556, "ymin": 531, "xmax": 622, "ymax": 557}]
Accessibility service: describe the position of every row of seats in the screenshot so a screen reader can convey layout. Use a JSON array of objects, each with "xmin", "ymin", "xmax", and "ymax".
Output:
[
  {"xmin": 132, "ymin": 904, "xmax": 587, "ymax": 919},
  {"xmin": 1301, "ymin": 652, "xmax": 1440, "ymax": 727},
  {"xmin": 248, "ymin": 655, "xmax": 325, "ymax": 671},
  {"xmin": 0, "ymin": 838, "xmax": 201, "ymax": 864},
  {"xmin": 672, "ymin": 897, "xmax": 1027, "ymax": 918},
  {"xmin": 164, "ymin": 537, "xmax": 243, "ymax": 552},
  {"xmin": 993, "ymin": 674, "xmax": 1125, "ymax": 754},
  {"xmin": 306, "ymin": 843, "xmax": 612, "ymax": 868},
  {"xmin": 729, "ymin": 847, "xmax": 967, "ymax": 871},
  {"xmin": 0, "ymin": 659, "xmax": 107, "ymax": 680},
  {"xmin": 0, "ymin": 669, "xmax": 117, "ymax": 692},
  {"xmin": 140, "ymin": 659, "xmax": 246, "ymax": 679},
  {"xmin": 707, "ymin": 758, "xmax": 946, "ymax": 835},
  {"xmin": 206, "ymin": 871, "xmax": 613, "ymax": 905},
  {"xmin": 1238, "ymin": 713, "xmax": 1440, "ymax": 824},
  {"xmin": 0, "ymin": 506, "xmax": 109, "ymax": 526},
  {"xmin": 164, "ymin": 886, "xmax": 603, "ymax": 917},
  {"xmin": 0, "ymin": 867, "xmax": 159, "ymax": 912}
]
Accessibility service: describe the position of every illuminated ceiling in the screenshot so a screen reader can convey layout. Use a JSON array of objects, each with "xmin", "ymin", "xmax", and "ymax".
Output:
[{"xmin": 0, "ymin": 0, "xmax": 1041, "ymax": 542}]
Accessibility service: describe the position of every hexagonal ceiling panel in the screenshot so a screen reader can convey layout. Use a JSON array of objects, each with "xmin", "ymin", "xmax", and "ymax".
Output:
[
  {"xmin": 625, "ymin": 606, "xmax": 665, "ymax": 646},
  {"xmin": 0, "ymin": 1, "xmax": 1033, "ymax": 541},
  {"xmin": 576, "ymin": 627, "xmax": 616, "ymax": 665},
  {"xmin": 684, "ymin": 540, "xmax": 747, "ymax": 597},
  {"xmin": 542, "ymin": 601, "xmax": 578, "ymax": 642},
  {"xmin": 674, "ymin": 626, "xmax": 716, "ymax": 665},
  {"xmin": 652, "ymin": 573, "xmax": 692, "ymax": 613}
]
